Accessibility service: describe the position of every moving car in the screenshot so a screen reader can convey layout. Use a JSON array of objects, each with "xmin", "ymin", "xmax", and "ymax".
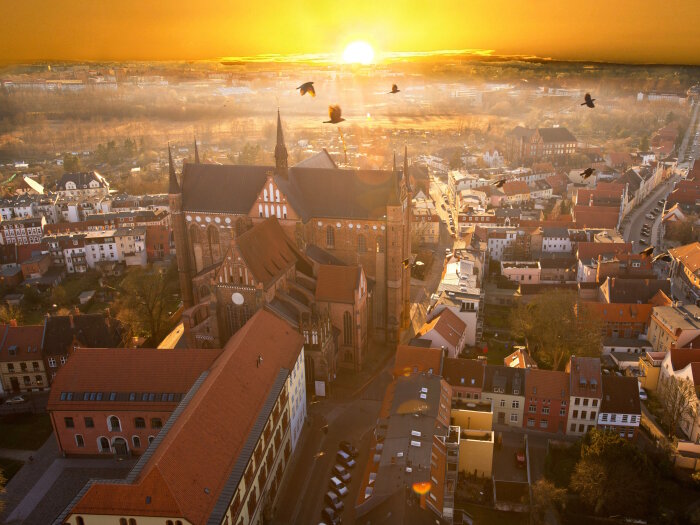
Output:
[
  {"xmin": 333, "ymin": 464, "xmax": 351, "ymax": 483},
  {"xmin": 4, "ymin": 395, "xmax": 26, "ymax": 405},
  {"xmin": 329, "ymin": 476, "xmax": 349, "ymax": 497}
]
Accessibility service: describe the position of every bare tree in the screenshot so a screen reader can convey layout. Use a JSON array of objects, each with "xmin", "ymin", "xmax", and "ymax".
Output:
[{"xmin": 659, "ymin": 376, "xmax": 697, "ymax": 437}]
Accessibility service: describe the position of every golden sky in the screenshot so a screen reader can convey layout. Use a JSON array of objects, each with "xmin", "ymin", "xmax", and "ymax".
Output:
[{"xmin": 3, "ymin": 0, "xmax": 700, "ymax": 65}]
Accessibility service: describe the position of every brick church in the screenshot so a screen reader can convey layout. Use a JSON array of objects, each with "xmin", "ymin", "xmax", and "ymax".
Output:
[{"xmin": 171, "ymin": 112, "xmax": 412, "ymax": 386}]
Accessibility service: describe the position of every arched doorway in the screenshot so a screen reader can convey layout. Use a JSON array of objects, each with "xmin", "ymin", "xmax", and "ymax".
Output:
[{"xmin": 112, "ymin": 437, "xmax": 129, "ymax": 456}]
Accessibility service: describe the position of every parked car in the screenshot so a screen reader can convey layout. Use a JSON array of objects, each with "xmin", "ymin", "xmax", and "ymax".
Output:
[
  {"xmin": 329, "ymin": 476, "xmax": 349, "ymax": 497},
  {"xmin": 4, "ymin": 395, "xmax": 26, "ymax": 405},
  {"xmin": 639, "ymin": 388, "xmax": 648, "ymax": 401},
  {"xmin": 646, "ymin": 213, "xmax": 655, "ymax": 220},
  {"xmin": 638, "ymin": 239, "xmax": 648, "ymax": 246},
  {"xmin": 333, "ymin": 464, "xmax": 352, "ymax": 483},
  {"xmin": 322, "ymin": 507, "xmax": 341, "ymax": 525},
  {"xmin": 339, "ymin": 441, "xmax": 359, "ymax": 458},
  {"xmin": 325, "ymin": 491, "xmax": 344, "ymax": 512},
  {"xmin": 336, "ymin": 450, "xmax": 356, "ymax": 468},
  {"xmin": 515, "ymin": 450, "xmax": 526, "ymax": 469}
]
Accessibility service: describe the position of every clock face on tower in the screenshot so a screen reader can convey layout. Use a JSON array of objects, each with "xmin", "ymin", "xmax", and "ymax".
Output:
[{"xmin": 232, "ymin": 292, "xmax": 244, "ymax": 305}]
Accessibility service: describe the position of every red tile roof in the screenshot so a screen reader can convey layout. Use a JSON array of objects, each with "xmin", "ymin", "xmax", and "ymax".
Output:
[
  {"xmin": 585, "ymin": 302, "xmax": 653, "ymax": 325},
  {"xmin": 71, "ymin": 310, "xmax": 304, "ymax": 523},
  {"xmin": 577, "ymin": 242, "xmax": 632, "ymax": 261},
  {"xmin": 315, "ymin": 264, "xmax": 361, "ymax": 304},
  {"xmin": 393, "ymin": 345, "xmax": 443, "ymax": 377},
  {"xmin": 525, "ymin": 368, "xmax": 569, "ymax": 400},
  {"xmin": 236, "ymin": 217, "xmax": 307, "ymax": 288},
  {"xmin": 502, "ymin": 180, "xmax": 530, "ymax": 196},
  {"xmin": 419, "ymin": 309, "xmax": 466, "ymax": 348},
  {"xmin": 669, "ymin": 347, "xmax": 700, "ymax": 371},
  {"xmin": 669, "ymin": 242, "xmax": 700, "ymax": 275},
  {"xmin": 567, "ymin": 356, "xmax": 602, "ymax": 398},
  {"xmin": 47, "ymin": 347, "xmax": 222, "ymax": 411},
  {"xmin": 573, "ymin": 206, "xmax": 619, "ymax": 229},
  {"xmin": 0, "ymin": 325, "xmax": 43, "ymax": 362},
  {"xmin": 503, "ymin": 348, "xmax": 538, "ymax": 369}
]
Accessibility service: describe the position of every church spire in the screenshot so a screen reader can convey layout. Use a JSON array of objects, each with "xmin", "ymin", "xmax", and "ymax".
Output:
[
  {"xmin": 402, "ymin": 145, "xmax": 412, "ymax": 193},
  {"xmin": 194, "ymin": 136, "xmax": 200, "ymax": 164},
  {"xmin": 393, "ymin": 151, "xmax": 397, "ymax": 172},
  {"xmin": 168, "ymin": 144, "xmax": 180, "ymax": 194},
  {"xmin": 274, "ymin": 109, "xmax": 288, "ymax": 174}
]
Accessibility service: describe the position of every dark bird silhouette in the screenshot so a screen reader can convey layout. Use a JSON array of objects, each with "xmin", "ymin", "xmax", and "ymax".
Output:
[
  {"xmin": 580, "ymin": 167, "xmax": 595, "ymax": 179},
  {"xmin": 581, "ymin": 93, "xmax": 596, "ymax": 108},
  {"xmin": 324, "ymin": 105, "xmax": 345, "ymax": 124},
  {"xmin": 297, "ymin": 81, "xmax": 315, "ymax": 97},
  {"xmin": 492, "ymin": 178, "xmax": 507, "ymax": 188},
  {"xmin": 389, "ymin": 84, "xmax": 400, "ymax": 94},
  {"xmin": 652, "ymin": 251, "xmax": 672, "ymax": 263},
  {"xmin": 640, "ymin": 246, "xmax": 654, "ymax": 258}
]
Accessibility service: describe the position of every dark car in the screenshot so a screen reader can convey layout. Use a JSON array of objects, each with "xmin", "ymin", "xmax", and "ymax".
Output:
[
  {"xmin": 339, "ymin": 441, "xmax": 359, "ymax": 458},
  {"xmin": 322, "ymin": 506, "xmax": 341, "ymax": 525},
  {"xmin": 333, "ymin": 464, "xmax": 352, "ymax": 483},
  {"xmin": 325, "ymin": 491, "xmax": 344, "ymax": 512}
]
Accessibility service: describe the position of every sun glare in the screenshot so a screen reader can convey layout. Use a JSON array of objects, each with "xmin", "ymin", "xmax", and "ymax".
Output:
[{"xmin": 342, "ymin": 41, "xmax": 375, "ymax": 65}]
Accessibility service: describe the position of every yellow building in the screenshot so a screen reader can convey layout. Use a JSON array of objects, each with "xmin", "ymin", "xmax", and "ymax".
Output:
[
  {"xmin": 451, "ymin": 400, "xmax": 494, "ymax": 477},
  {"xmin": 638, "ymin": 351, "xmax": 664, "ymax": 391}
]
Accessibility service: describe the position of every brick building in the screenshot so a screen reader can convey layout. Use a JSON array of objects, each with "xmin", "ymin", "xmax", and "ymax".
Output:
[{"xmin": 524, "ymin": 369, "xmax": 569, "ymax": 434}]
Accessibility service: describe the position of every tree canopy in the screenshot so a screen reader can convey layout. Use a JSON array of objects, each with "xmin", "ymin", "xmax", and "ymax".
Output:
[{"xmin": 509, "ymin": 290, "xmax": 603, "ymax": 370}]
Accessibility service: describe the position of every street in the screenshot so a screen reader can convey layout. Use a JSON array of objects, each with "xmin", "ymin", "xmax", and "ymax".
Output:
[{"xmin": 622, "ymin": 175, "xmax": 679, "ymax": 252}]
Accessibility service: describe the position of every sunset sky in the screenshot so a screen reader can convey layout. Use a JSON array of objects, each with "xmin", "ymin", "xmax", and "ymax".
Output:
[{"xmin": 4, "ymin": 0, "xmax": 700, "ymax": 65}]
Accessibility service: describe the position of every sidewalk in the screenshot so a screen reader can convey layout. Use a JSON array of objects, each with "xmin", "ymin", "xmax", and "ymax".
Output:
[{"xmin": 0, "ymin": 448, "xmax": 35, "ymax": 461}]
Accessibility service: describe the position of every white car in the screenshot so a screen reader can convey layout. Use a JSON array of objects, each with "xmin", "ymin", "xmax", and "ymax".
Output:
[
  {"xmin": 4, "ymin": 395, "xmax": 26, "ymax": 405},
  {"xmin": 639, "ymin": 388, "xmax": 648, "ymax": 401}
]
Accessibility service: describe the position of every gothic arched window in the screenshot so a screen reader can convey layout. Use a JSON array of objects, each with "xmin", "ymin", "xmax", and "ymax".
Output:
[
  {"xmin": 343, "ymin": 311, "xmax": 353, "ymax": 345},
  {"xmin": 358, "ymin": 234, "xmax": 367, "ymax": 253},
  {"xmin": 326, "ymin": 226, "xmax": 335, "ymax": 248}
]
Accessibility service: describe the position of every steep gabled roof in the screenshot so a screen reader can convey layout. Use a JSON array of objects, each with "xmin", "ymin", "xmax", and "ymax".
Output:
[
  {"xmin": 393, "ymin": 345, "xmax": 443, "ymax": 377},
  {"xmin": 42, "ymin": 313, "xmax": 123, "ymax": 357},
  {"xmin": 601, "ymin": 375, "xmax": 640, "ymax": 415},
  {"xmin": 443, "ymin": 357, "xmax": 486, "ymax": 388},
  {"xmin": 537, "ymin": 127, "xmax": 577, "ymax": 143},
  {"xmin": 669, "ymin": 242, "xmax": 700, "ymax": 275},
  {"xmin": 293, "ymin": 149, "xmax": 337, "ymax": 169},
  {"xmin": 70, "ymin": 310, "xmax": 304, "ymax": 524}
]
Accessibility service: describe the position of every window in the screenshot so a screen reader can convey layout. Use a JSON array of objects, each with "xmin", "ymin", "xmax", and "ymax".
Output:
[
  {"xmin": 581, "ymin": 411, "xmax": 587, "ymax": 419},
  {"xmin": 134, "ymin": 417, "xmax": 145, "ymax": 429},
  {"xmin": 574, "ymin": 398, "xmax": 580, "ymax": 406},
  {"xmin": 570, "ymin": 423, "xmax": 576, "ymax": 432},
  {"xmin": 510, "ymin": 413, "xmax": 518, "ymax": 423},
  {"xmin": 527, "ymin": 418, "xmax": 535, "ymax": 427},
  {"xmin": 129, "ymin": 519, "xmax": 137, "ymax": 525},
  {"xmin": 148, "ymin": 436, "xmax": 154, "ymax": 445},
  {"xmin": 326, "ymin": 225, "xmax": 335, "ymax": 248},
  {"xmin": 132, "ymin": 436, "xmax": 141, "ymax": 448},
  {"xmin": 500, "ymin": 399, "xmax": 506, "ymax": 408},
  {"xmin": 84, "ymin": 417, "xmax": 94, "ymax": 428},
  {"xmin": 151, "ymin": 418, "xmax": 163, "ymax": 429},
  {"xmin": 592, "ymin": 399, "xmax": 598, "ymax": 407},
  {"xmin": 528, "ymin": 405, "xmax": 536, "ymax": 413},
  {"xmin": 98, "ymin": 436, "xmax": 110, "ymax": 452},
  {"xmin": 108, "ymin": 415, "xmax": 121, "ymax": 432},
  {"xmin": 75, "ymin": 434, "xmax": 85, "ymax": 447},
  {"xmin": 511, "ymin": 400, "xmax": 519, "ymax": 409},
  {"xmin": 540, "ymin": 419, "xmax": 548, "ymax": 429},
  {"xmin": 573, "ymin": 410, "xmax": 578, "ymax": 418},
  {"xmin": 622, "ymin": 415, "xmax": 628, "ymax": 423},
  {"xmin": 77, "ymin": 518, "xmax": 85, "ymax": 525},
  {"xmin": 343, "ymin": 311, "xmax": 353, "ymax": 346},
  {"xmin": 65, "ymin": 417, "xmax": 74, "ymax": 428},
  {"xmin": 358, "ymin": 234, "xmax": 367, "ymax": 253},
  {"xmin": 32, "ymin": 361, "xmax": 39, "ymax": 370},
  {"xmin": 601, "ymin": 413, "xmax": 608, "ymax": 422},
  {"xmin": 542, "ymin": 407, "xmax": 550, "ymax": 415},
  {"xmin": 560, "ymin": 408, "xmax": 566, "ymax": 416}
]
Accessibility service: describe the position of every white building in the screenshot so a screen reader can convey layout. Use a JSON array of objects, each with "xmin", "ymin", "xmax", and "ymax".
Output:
[{"xmin": 541, "ymin": 227, "xmax": 572, "ymax": 253}]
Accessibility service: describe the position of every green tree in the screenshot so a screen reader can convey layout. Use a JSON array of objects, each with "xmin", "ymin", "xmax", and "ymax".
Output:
[
  {"xmin": 0, "ymin": 304, "xmax": 22, "ymax": 324},
  {"xmin": 62, "ymin": 153, "xmax": 81, "ymax": 173},
  {"xmin": 639, "ymin": 134, "xmax": 649, "ymax": 152},
  {"xmin": 509, "ymin": 290, "xmax": 603, "ymax": 370},
  {"xmin": 570, "ymin": 429, "xmax": 655, "ymax": 517},
  {"xmin": 531, "ymin": 479, "xmax": 567, "ymax": 524},
  {"xmin": 51, "ymin": 285, "xmax": 69, "ymax": 308},
  {"xmin": 665, "ymin": 218, "xmax": 698, "ymax": 245}
]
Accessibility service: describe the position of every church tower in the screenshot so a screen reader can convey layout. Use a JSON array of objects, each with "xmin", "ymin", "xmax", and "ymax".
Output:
[
  {"xmin": 274, "ymin": 109, "xmax": 288, "ymax": 175},
  {"xmin": 400, "ymin": 146, "xmax": 412, "ymax": 330},
  {"xmin": 168, "ymin": 146, "xmax": 194, "ymax": 308}
]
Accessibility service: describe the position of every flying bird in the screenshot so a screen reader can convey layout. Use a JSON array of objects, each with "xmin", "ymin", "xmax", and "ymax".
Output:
[
  {"xmin": 389, "ymin": 84, "xmax": 400, "ymax": 94},
  {"xmin": 492, "ymin": 178, "xmax": 507, "ymax": 188},
  {"xmin": 640, "ymin": 246, "xmax": 654, "ymax": 258},
  {"xmin": 324, "ymin": 105, "xmax": 345, "ymax": 124},
  {"xmin": 580, "ymin": 167, "xmax": 595, "ymax": 179},
  {"xmin": 297, "ymin": 81, "xmax": 315, "ymax": 97},
  {"xmin": 581, "ymin": 93, "xmax": 596, "ymax": 108}
]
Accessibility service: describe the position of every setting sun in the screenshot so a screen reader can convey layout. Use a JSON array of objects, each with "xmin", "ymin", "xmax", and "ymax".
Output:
[{"xmin": 342, "ymin": 41, "xmax": 375, "ymax": 65}]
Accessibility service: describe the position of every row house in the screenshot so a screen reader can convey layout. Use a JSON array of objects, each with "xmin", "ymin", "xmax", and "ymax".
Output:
[
  {"xmin": 83, "ymin": 228, "xmax": 147, "ymax": 269},
  {"xmin": 576, "ymin": 242, "xmax": 632, "ymax": 282},
  {"xmin": 415, "ymin": 308, "xmax": 468, "ymax": 359},
  {"xmin": 55, "ymin": 171, "xmax": 110, "ymax": 198},
  {"xmin": 0, "ymin": 324, "xmax": 47, "ymax": 394},
  {"xmin": 56, "ymin": 196, "xmax": 110, "ymax": 223},
  {"xmin": 482, "ymin": 365, "xmax": 526, "ymax": 427},
  {"xmin": 541, "ymin": 227, "xmax": 572, "ymax": 254},
  {"xmin": 61, "ymin": 311, "xmax": 306, "ymax": 525},
  {"xmin": 647, "ymin": 304, "xmax": 700, "ymax": 353},
  {"xmin": 585, "ymin": 302, "xmax": 654, "ymax": 340},
  {"xmin": 524, "ymin": 369, "xmax": 569, "ymax": 434},
  {"xmin": 668, "ymin": 242, "xmax": 700, "ymax": 306},
  {"xmin": 45, "ymin": 233, "xmax": 88, "ymax": 273},
  {"xmin": 0, "ymin": 216, "xmax": 45, "ymax": 245},
  {"xmin": 501, "ymin": 261, "xmax": 541, "ymax": 284},
  {"xmin": 487, "ymin": 230, "xmax": 518, "ymax": 261},
  {"xmin": 566, "ymin": 357, "xmax": 602, "ymax": 436},
  {"xmin": 598, "ymin": 375, "xmax": 641, "ymax": 440}
]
